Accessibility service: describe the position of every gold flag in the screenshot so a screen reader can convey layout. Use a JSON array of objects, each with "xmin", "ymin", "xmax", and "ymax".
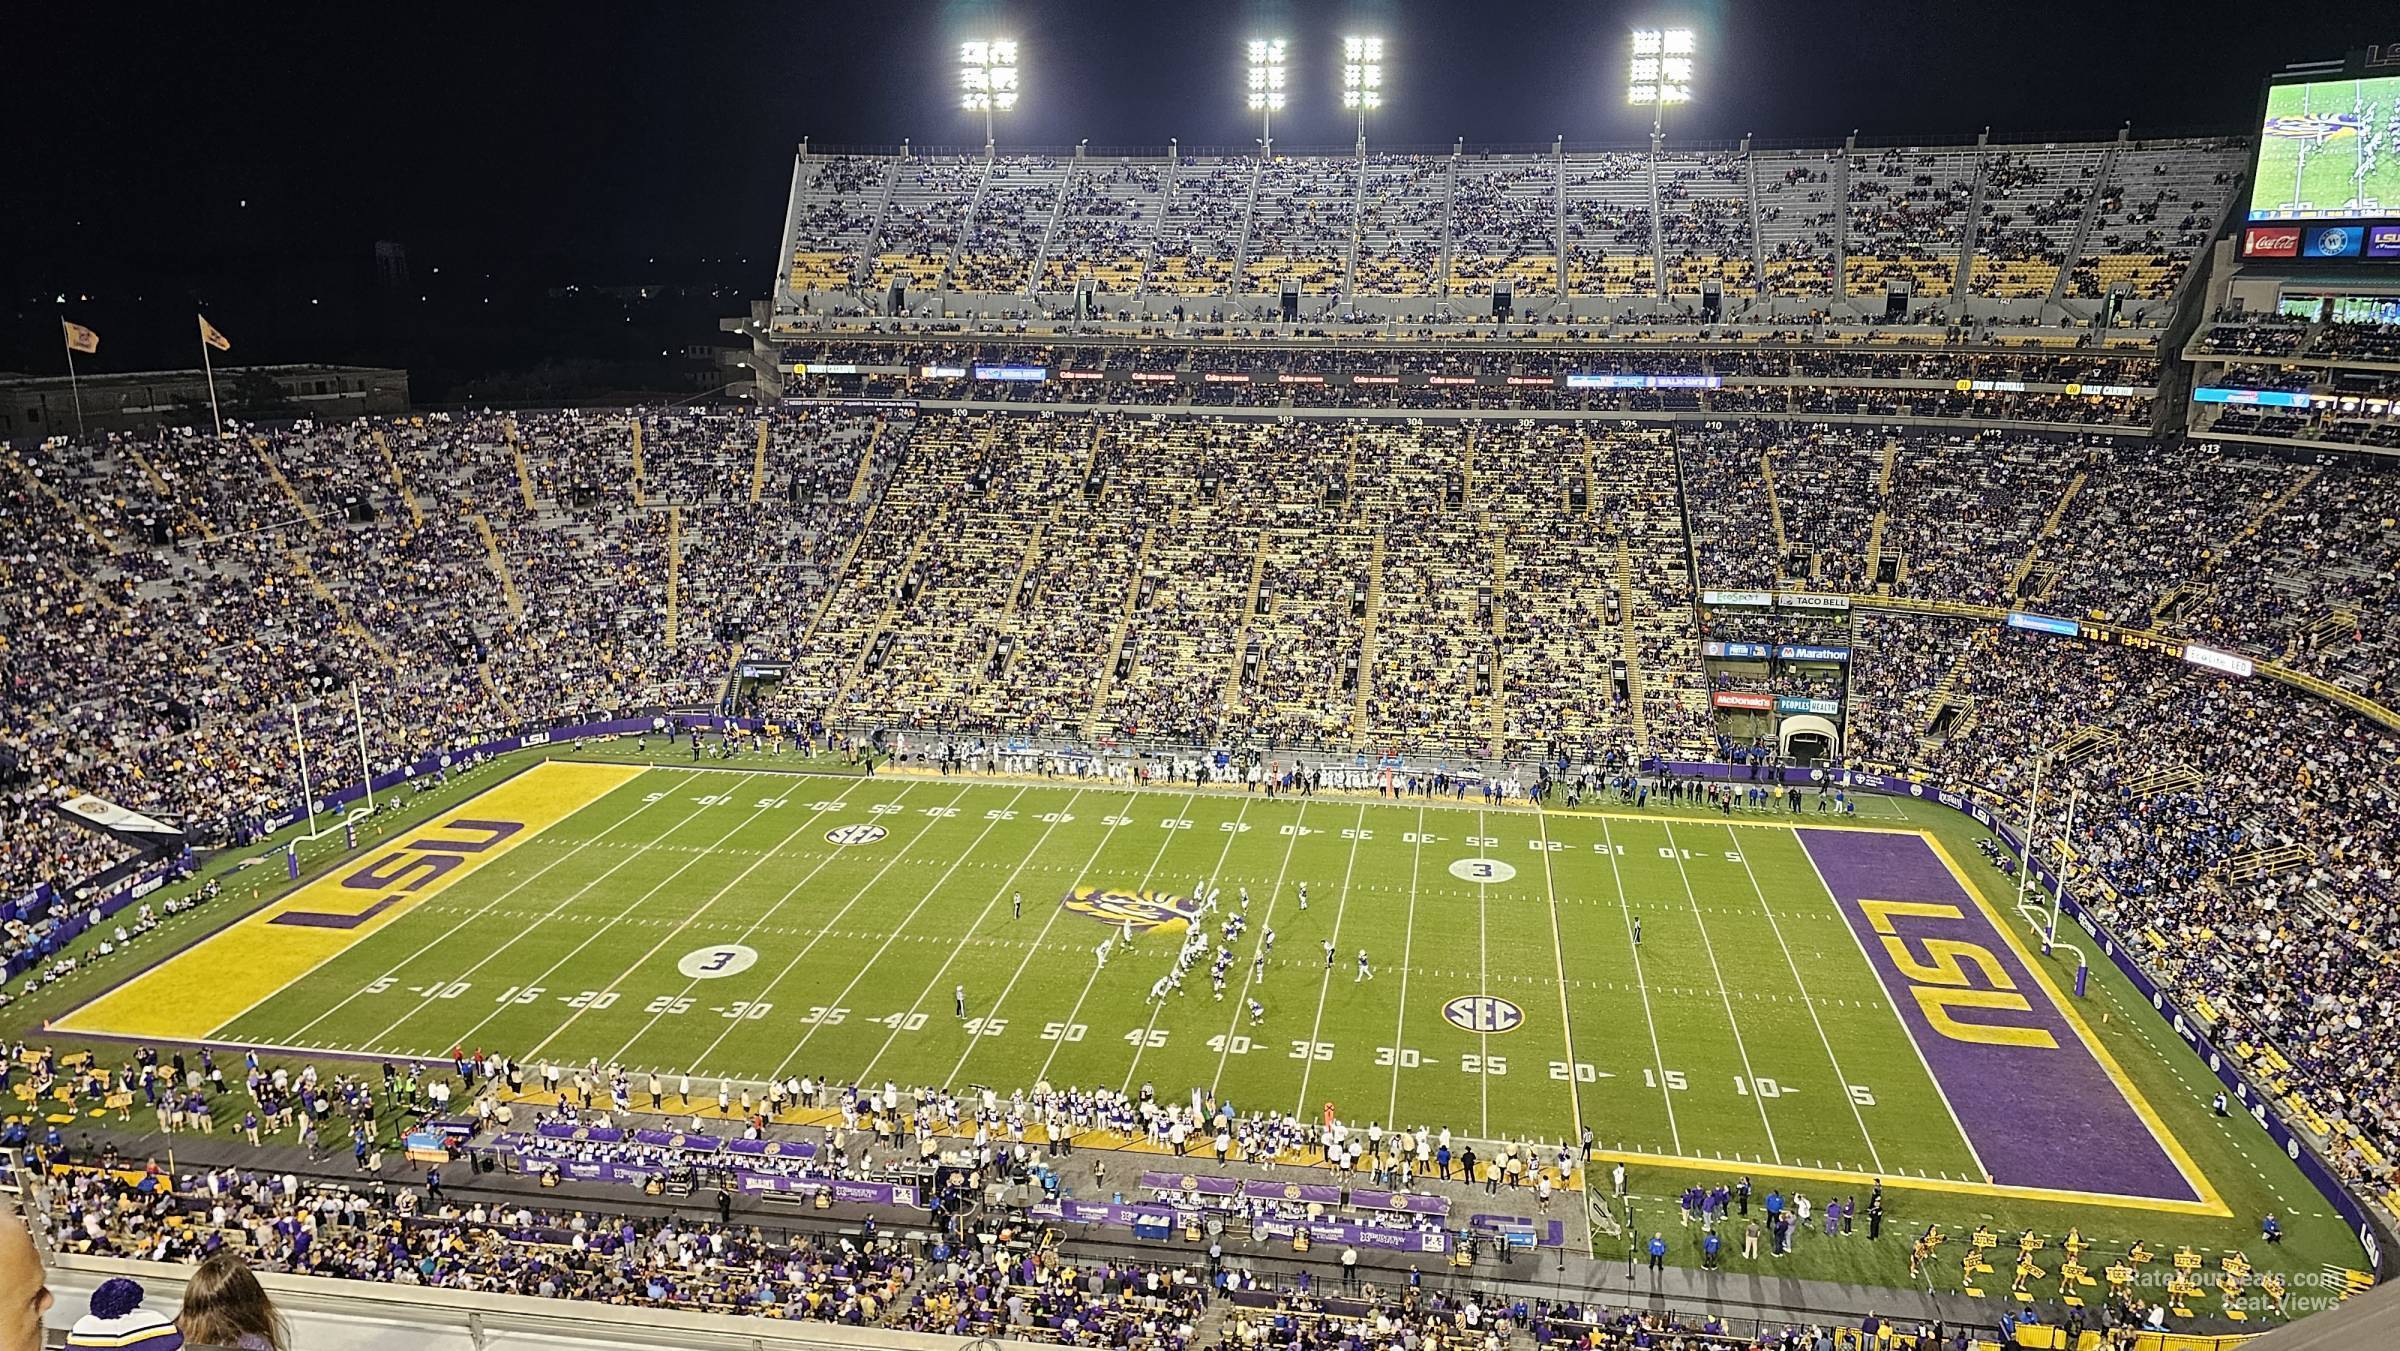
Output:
[
  {"xmin": 61, "ymin": 320, "xmax": 99, "ymax": 355},
  {"xmin": 198, "ymin": 314, "xmax": 231, "ymax": 351}
]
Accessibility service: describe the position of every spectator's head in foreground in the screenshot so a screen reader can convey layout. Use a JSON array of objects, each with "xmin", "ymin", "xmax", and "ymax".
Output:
[
  {"xmin": 0, "ymin": 1201, "xmax": 50, "ymax": 1351},
  {"xmin": 178, "ymin": 1255, "xmax": 284, "ymax": 1351}
]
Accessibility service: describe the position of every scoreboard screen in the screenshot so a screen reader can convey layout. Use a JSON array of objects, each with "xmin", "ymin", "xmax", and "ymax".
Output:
[{"xmin": 2242, "ymin": 68, "xmax": 2400, "ymax": 262}]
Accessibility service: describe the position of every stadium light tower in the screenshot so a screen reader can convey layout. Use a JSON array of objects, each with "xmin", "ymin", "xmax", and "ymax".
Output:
[
  {"xmin": 1247, "ymin": 38, "xmax": 1288, "ymax": 153},
  {"xmin": 959, "ymin": 39, "xmax": 1020, "ymax": 149},
  {"xmin": 1627, "ymin": 27, "xmax": 1694, "ymax": 148},
  {"xmin": 1341, "ymin": 34, "xmax": 1383, "ymax": 143}
]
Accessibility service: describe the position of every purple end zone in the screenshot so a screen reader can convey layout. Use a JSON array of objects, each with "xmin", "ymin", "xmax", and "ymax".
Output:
[{"xmin": 1797, "ymin": 829, "xmax": 2196, "ymax": 1203}]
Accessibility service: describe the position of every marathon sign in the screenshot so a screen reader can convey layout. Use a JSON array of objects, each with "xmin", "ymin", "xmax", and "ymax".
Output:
[
  {"xmin": 1711, "ymin": 691, "xmax": 1775, "ymax": 711},
  {"xmin": 2241, "ymin": 226, "xmax": 2301, "ymax": 258},
  {"xmin": 1775, "ymin": 643, "xmax": 1852, "ymax": 664}
]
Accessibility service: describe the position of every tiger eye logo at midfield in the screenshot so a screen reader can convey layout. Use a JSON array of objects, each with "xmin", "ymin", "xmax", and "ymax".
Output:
[{"xmin": 1060, "ymin": 885, "xmax": 1204, "ymax": 933}]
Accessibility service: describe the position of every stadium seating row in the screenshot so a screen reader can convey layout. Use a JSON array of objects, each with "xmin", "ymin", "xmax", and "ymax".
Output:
[{"xmin": 777, "ymin": 140, "xmax": 2243, "ymax": 308}]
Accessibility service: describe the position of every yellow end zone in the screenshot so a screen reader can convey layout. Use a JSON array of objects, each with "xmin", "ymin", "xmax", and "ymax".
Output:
[{"xmin": 52, "ymin": 761, "xmax": 643, "ymax": 1041}]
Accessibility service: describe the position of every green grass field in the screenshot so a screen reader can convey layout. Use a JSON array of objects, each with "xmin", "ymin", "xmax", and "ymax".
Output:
[
  {"xmin": 2252, "ymin": 77, "xmax": 2400, "ymax": 220},
  {"xmin": 25, "ymin": 749, "xmax": 2376, "ymax": 1306},
  {"xmin": 219, "ymin": 767, "xmax": 1975, "ymax": 1172}
]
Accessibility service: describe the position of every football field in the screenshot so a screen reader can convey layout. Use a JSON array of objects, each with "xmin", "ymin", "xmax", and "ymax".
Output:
[{"xmin": 58, "ymin": 758, "xmax": 2222, "ymax": 1216}]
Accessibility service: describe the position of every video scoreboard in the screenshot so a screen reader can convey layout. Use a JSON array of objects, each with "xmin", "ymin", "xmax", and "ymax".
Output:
[{"xmin": 2241, "ymin": 52, "xmax": 2400, "ymax": 263}]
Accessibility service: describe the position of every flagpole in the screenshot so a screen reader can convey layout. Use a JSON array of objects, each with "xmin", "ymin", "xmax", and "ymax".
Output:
[
  {"xmin": 65, "ymin": 343, "xmax": 86, "ymax": 439},
  {"xmin": 202, "ymin": 331, "xmax": 223, "ymax": 437}
]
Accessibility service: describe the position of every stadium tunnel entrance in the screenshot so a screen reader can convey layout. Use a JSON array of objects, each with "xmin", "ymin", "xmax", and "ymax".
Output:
[{"xmin": 1779, "ymin": 712, "xmax": 1841, "ymax": 764}]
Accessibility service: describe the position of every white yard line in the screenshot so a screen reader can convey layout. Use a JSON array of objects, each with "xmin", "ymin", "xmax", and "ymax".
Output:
[
  {"xmin": 759, "ymin": 785, "xmax": 1042, "ymax": 1079},
  {"xmin": 1533, "ymin": 802, "xmax": 1588, "ymax": 1160},
  {"xmin": 852, "ymin": 787, "xmax": 1091, "ymax": 1085},
  {"xmin": 1790, "ymin": 828, "xmax": 1991, "ymax": 1184},
  {"xmin": 1383, "ymin": 804, "xmax": 1427, "ymax": 1125},
  {"xmin": 1120, "ymin": 793, "xmax": 1265, "ymax": 1096},
  {"xmin": 358, "ymin": 773, "xmax": 768, "ymax": 1052},
  {"xmin": 1473, "ymin": 805, "xmax": 1491, "ymax": 1138},
  {"xmin": 1030, "ymin": 788, "xmax": 1202, "ymax": 1087},
  {"xmin": 506, "ymin": 780, "xmax": 885, "ymax": 1062},
  {"xmin": 616, "ymin": 782, "xmax": 987, "ymax": 1071},
  {"xmin": 1721, "ymin": 823, "xmax": 1887, "ymax": 1176},
  {"xmin": 1657, "ymin": 819, "xmax": 1783, "ymax": 1163},
  {"xmin": 1289, "ymin": 803, "xmax": 1369, "ymax": 1120},
  {"xmin": 1597, "ymin": 818, "xmax": 1683, "ymax": 1153},
  {"xmin": 946, "ymin": 790, "xmax": 1147, "ymax": 1091},
  {"xmin": 277, "ymin": 769, "xmax": 704, "ymax": 1046}
]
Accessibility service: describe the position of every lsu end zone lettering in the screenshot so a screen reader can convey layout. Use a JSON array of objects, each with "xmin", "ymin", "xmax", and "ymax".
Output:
[
  {"xmin": 53, "ymin": 761, "xmax": 643, "ymax": 1041},
  {"xmin": 1798, "ymin": 828, "xmax": 2225, "ymax": 1216}
]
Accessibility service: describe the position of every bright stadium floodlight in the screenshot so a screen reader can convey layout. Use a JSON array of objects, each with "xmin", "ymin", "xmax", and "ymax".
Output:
[
  {"xmin": 1341, "ymin": 34, "xmax": 1383, "ymax": 141},
  {"xmin": 1247, "ymin": 38, "xmax": 1288, "ymax": 151},
  {"xmin": 959, "ymin": 38, "xmax": 1020, "ymax": 148},
  {"xmin": 1628, "ymin": 27, "xmax": 1694, "ymax": 144}
]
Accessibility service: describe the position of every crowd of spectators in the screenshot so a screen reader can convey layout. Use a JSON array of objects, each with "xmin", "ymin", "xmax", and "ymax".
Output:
[{"xmin": 769, "ymin": 140, "xmax": 2240, "ymax": 316}]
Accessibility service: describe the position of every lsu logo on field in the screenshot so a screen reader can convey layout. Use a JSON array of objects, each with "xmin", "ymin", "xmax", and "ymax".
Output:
[
  {"xmin": 1443, "ymin": 995, "xmax": 1524, "ymax": 1034},
  {"xmin": 2262, "ymin": 112, "xmax": 2362, "ymax": 140},
  {"xmin": 1060, "ymin": 885, "xmax": 1201, "ymax": 933}
]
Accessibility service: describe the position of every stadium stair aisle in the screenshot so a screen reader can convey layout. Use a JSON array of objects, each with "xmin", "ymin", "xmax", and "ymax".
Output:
[
  {"xmin": 1761, "ymin": 453, "xmax": 1789, "ymax": 557},
  {"xmin": 1617, "ymin": 539, "xmax": 1649, "ymax": 749},
  {"xmin": 256, "ymin": 441, "xmax": 322, "ymax": 531},
  {"xmin": 3, "ymin": 452, "xmax": 123, "ymax": 555},
  {"xmin": 468, "ymin": 511, "xmax": 527, "ymax": 620},
  {"xmin": 665, "ymin": 505, "xmax": 681, "ymax": 646},
  {"xmin": 2009, "ymin": 469, "xmax": 2087, "ymax": 598},
  {"xmin": 502, "ymin": 416, "xmax": 540, "ymax": 510},
  {"xmin": 285, "ymin": 543, "xmax": 393, "ymax": 668},
  {"xmin": 630, "ymin": 417, "xmax": 647, "ymax": 507},
  {"xmin": 371, "ymin": 428, "xmax": 426, "ymax": 527},
  {"xmin": 1351, "ymin": 532, "xmax": 1385, "ymax": 744},
  {"xmin": 750, "ymin": 417, "xmax": 771, "ymax": 503}
]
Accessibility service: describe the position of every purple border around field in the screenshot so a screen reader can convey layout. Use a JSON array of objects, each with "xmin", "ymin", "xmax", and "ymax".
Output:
[{"xmin": 1653, "ymin": 759, "xmax": 2388, "ymax": 1274}]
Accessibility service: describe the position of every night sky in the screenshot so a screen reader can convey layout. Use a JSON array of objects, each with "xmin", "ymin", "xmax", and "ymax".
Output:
[{"xmin": 0, "ymin": 2, "xmax": 2381, "ymax": 396}]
